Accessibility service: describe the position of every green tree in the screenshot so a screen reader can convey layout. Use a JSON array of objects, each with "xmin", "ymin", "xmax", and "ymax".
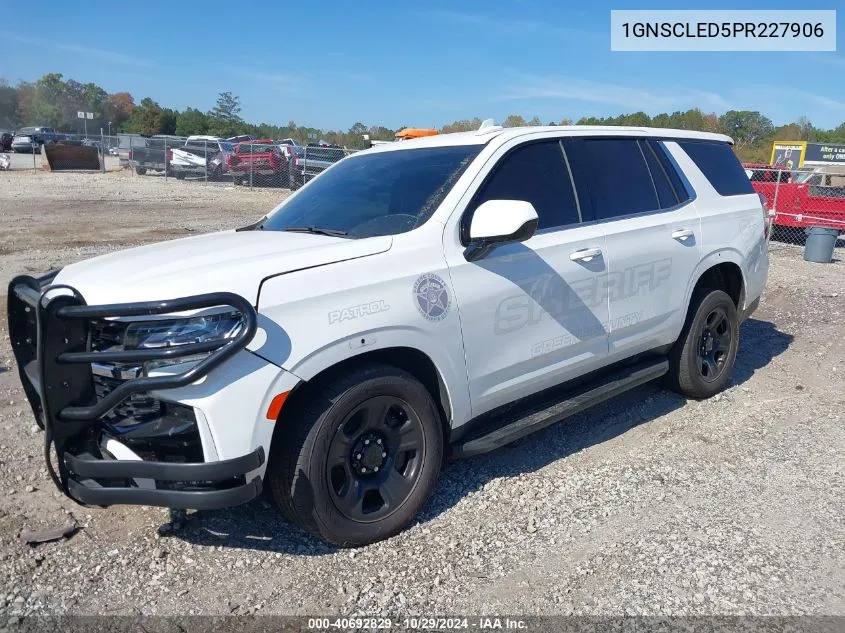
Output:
[
  {"xmin": 124, "ymin": 97, "xmax": 164, "ymax": 134},
  {"xmin": 159, "ymin": 108, "xmax": 178, "ymax": 135},
  {"xmin": 0, "ymin": 79, "xmax": 20, "ymax": 129},
  {"xmin": 826, "ymin": 122, "xmax": 845, "ymax": 144},
  {"xmin": 576, "ymin": 116, "xmax": 603, "ymax": 125},
  {"xmin": 348, "ymin": 122, "xmax": 367, "ymax": 136},
  {"xmin": 367, "ymin": 125, "xmax": 395, "ymax": 141},
  {"xmin": 772, "ymin": 123, "xmax": 803, "ymax": 142},
  {"xmin": 440, "ymin": 118, "xmax": 482, "ymax": 133},
  {"xmin": 718, "ymin": 110, "xmax": 774, "ymax": 149},
  {"xmin": 651, "ymin": 113, "xmax": 671, "ymax": 128},
  {"xmin": 176, "ymin": 107, "xmax": 209, "ymax": 136},
  {"xmin": 207, "ymin": 91, "xmax": 243, "ymax": 137},
  {"xmin": 502, "ymin": 114, "xmax": 527, "ymax": 127},
  {"xmin": 623, "ymin": 111, "xmax": 651, "ymax": 127},
  {"xmin": 28, "ymin": 73, "xmax": 65, "ymax": 128}
]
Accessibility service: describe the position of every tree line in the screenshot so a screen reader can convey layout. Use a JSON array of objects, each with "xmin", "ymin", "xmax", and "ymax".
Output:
[{"xmin": 2, "ymin": 73, "xmax": 844, "ymax": 161}]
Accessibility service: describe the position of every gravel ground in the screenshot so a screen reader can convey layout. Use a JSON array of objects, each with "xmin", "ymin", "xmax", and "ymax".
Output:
[
  {"xmin": 0, "ymin": 168, "xmax": 283, "ymax": 302},
  {"xmin": 0, "ymin": 171, "xmax": 843, "ymax": 618}
]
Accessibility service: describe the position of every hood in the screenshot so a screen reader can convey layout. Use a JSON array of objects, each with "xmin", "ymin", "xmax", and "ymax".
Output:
[{"xmin": 54, "ymin": 230, "xmax": 392, "ymax": 305}]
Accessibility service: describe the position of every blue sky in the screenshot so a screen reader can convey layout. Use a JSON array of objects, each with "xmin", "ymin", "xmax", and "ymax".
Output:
[{"xmin": 4, "ymin": 0, "xmax": 845, "ymax": 130}]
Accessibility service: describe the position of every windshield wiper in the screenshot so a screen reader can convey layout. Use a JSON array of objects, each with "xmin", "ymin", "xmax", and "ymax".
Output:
[{"xmin": 283, "ymin": 226, "xmax": 348, "ymax": 237}]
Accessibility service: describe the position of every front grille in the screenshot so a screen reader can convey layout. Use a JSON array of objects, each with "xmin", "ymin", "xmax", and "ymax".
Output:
[
  {"xmin": 93, "ymin": 373, "xmax": 162, "ymax": 422},
  {"xmin": 88, "ymin": 320, "xmax": 203, "ymax": 463},
  {"xmin": 89, "ymin": 319, "xmax": 162, "ymax": 423},
  {"xmin": 89, "ymin": 319, "xmax": 126, "ymax": 351}
]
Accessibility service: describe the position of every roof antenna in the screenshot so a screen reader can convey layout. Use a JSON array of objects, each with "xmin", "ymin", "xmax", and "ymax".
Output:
[{"xmin": 476, "ymin": 118, "xmax": 503, "ymax": 135}]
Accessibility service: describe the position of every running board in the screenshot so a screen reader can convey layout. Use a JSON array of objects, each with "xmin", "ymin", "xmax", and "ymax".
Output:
[{"xmin": 452, "ymin": 358, "xmax": 669, "ymax": 458}]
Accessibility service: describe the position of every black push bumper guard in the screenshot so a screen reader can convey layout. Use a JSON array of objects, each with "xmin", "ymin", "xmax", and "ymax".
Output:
[{"xmin": 7, "ymin": 273, "xmax": 263, "ymax": 510}]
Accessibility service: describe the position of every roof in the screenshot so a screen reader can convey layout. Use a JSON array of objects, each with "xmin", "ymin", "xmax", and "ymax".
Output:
[{"xmin": 365, "ymin": 125, "xmax": 734, "ymax": 154}]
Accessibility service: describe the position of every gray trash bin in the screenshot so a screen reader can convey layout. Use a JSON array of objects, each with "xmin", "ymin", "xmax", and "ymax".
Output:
[{"xmin": 804, "ymin": 226, "xmax": 840, "ymax": 263}]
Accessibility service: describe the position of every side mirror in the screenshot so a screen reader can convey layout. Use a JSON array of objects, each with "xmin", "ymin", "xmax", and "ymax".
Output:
[{"xmin": 465, "ymin": 200, "xmax": 539, "ymax": 261}]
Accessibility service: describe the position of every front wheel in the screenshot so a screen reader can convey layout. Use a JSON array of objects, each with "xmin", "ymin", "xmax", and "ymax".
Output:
[
  {"xmin": 667, "ymin": 288, "xmax": 739, "ymax": 399},
  {"xmin": 266, "ymin": 364, "xmax": 444, "ymax": 546}
]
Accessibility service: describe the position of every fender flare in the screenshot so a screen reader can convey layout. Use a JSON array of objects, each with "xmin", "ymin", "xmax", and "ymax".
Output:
[
  {"xmin": 275, "ymin": 326, "xmax": 471, "ymax": 429},
  {"xmin": 682, "ymin": 248, "xmax": 748, "ymax": 316}
]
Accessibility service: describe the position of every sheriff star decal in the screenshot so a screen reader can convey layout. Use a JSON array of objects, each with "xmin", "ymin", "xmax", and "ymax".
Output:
[{"xmin": 413, "ymin": 273, "xmax": 451, "ymax": 322}]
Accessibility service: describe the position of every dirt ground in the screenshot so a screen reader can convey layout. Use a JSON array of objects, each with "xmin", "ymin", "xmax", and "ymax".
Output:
[
  {"xmin": 0, "ymin": 169, "xmax": 282, "ymax": 312},
  {"xmin": 0, "ymin": 170, "xmax": 842, "ymax": 618}
]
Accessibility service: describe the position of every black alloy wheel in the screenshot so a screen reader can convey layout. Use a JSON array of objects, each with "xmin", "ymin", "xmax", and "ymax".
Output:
[{"xmin": 326, "ymin": 395, "xmax": 425, "ymax": 522}]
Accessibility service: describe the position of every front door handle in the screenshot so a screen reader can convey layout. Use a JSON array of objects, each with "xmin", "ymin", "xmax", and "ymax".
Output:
[
  {"xmin": 671, "ymin": 228, "xmax": 694, "ymax": 241},
  {"xmin": 569, "ymin": 247, "xmax": 603, "ymax": 262}
]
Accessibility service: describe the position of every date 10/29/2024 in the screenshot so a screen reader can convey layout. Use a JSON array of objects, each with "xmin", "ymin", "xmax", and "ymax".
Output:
[{"xmin": 306, "ymin": 616, "xmax": 529, "ymax": 630}]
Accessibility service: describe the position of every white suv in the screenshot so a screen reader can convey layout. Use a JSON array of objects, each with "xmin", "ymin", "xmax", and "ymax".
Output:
[{"xmin": 8, "ymin": 123, "xmax": 769, "ymax": 546}]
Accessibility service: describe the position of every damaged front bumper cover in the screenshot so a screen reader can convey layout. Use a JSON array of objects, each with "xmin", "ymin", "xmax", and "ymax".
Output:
[{"xmin": 7, "ymin": 273, "xmax": 263, "ymax": 510}]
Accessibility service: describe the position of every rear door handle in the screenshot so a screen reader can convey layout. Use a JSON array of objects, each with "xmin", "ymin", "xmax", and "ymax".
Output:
[
  {"xmin": 569, "ymin": 247, "xmax": 603, "ymax": 262},
  {"xmin": 671, "ymin": 228, "xmax": 694, "ymax": 241}
]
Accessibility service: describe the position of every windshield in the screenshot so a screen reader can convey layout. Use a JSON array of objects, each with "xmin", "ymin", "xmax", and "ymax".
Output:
[
  {"xmin": 261, "ymin": 145, "xmax": 481, "ymax": 238},
  {"xmin": 793, "ymin": 170, "xmax": 822, "ymax": 184}
]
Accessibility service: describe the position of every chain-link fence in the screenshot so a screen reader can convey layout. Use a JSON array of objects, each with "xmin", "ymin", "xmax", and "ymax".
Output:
[
  {"xmin": 0, "ymin": 131, "xmax": 122, "ymax": 172},
  {"xmin": 2, "ymin": 132, "xmax": 360, "ymax": 187},
  {"xmin": 745, "ymin": 165, "xmax": 845, "ymax": 255},
  {"xmin": 123, "ymin": 136, "xmax": 357, "ymax": 189}
]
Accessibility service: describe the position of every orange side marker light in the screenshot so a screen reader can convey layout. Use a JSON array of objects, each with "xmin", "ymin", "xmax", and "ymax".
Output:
[{"xmin": 266, "ymin": 391, "xmax": 290, "ymax": 421}]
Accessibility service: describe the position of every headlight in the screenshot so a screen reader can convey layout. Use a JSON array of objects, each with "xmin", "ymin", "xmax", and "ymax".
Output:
[{"xmin": 123, "ymin": 311, "xmax": 246, "ymax": 371}]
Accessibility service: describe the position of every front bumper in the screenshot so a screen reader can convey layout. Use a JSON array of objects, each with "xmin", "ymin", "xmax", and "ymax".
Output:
[{"xmin": 7, "ymin": 273, "xmax": 263, "ymax": 510}]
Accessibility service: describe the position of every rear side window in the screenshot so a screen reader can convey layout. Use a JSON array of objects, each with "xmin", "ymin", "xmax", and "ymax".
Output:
[
  {"xmin": 639, "ymin": 139, "xmax": 694, "ymax": 208},
  {"xmin": 678, "ymin": 141, "xmax": 754, "ymax": 196},
  {"xmin": 573, "ymin": 138, "xmax": 659, "ymax": 220},
  {"xmin": 647, "ymin": 140, "xmax": 691, "ymax": 204},
  {"xmin": 469, "ymin": 140, "xmax": 580, "ymax": 233}
]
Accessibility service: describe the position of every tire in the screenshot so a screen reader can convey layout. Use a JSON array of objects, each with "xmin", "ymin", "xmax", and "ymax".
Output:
[
  {"xmin": 174, "ymin": 171, "xmax": 185, "ymax": 180},
  {"xmin": 266, "ymin": 363, "xmax": 444, "ymax": 547},
  {"xmin": 135, "ymin": 166, "xmax": 147, "ymax": 176},
  {"xmin": 667, "ymin": 288, "xmax": 739, "ymax": 399}
]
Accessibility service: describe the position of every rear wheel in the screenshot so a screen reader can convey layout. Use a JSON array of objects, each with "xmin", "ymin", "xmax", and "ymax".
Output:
[
  {"xmin": 667, "ymin": 288, "xmax": 739, "ymax": 399},
  {"xmin": 135, "ymin": 166, "xmax": 147, "ymax": 175},
  {"xmin": 266, "ymin": 364, "xmax": 443, "ymax": 546}
]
